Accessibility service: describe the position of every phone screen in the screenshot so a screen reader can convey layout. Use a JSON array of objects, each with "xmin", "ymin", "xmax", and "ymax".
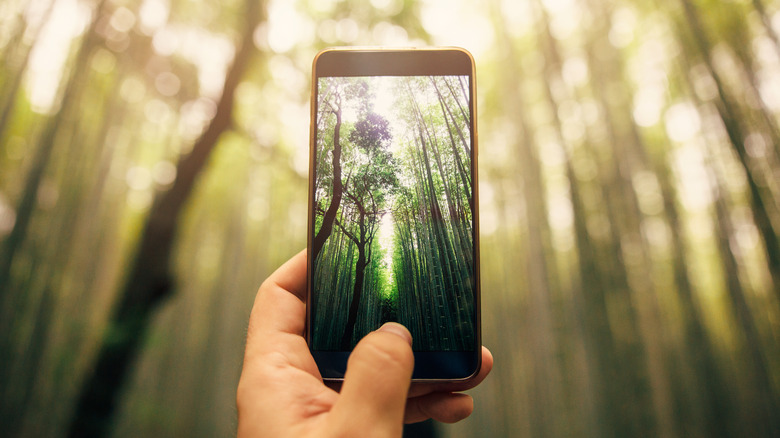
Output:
[{"xmin": 307, "ymin": 49, "xmax": 479, "ymax": 380}]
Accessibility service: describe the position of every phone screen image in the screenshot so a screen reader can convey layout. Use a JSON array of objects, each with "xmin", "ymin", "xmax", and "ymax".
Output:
[{"xmin": 307, "ymin": 49, "xmax": 480, "ymax": 380}]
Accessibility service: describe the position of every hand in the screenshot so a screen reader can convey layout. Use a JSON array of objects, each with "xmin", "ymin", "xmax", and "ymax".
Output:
[{"xmin": 236, "ymin": 249, "xmax": 493, "ymax": 438}]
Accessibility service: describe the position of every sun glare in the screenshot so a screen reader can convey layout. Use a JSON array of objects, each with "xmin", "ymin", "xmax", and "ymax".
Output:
[
  {"xmin": 27, "ymin": 0, "xmax": 91, "ymax": 114},
  {"xmin": 377, "ymin": 212, "xmax": 396, "ymax": 298}
]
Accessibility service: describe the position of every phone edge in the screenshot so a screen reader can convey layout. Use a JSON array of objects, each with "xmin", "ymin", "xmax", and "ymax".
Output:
[{"xmin": 306, "ymin": 47, "xmax": 482, "ymax": 383}]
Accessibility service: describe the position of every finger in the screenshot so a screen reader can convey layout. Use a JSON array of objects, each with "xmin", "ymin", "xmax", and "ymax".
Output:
[
  {"xmin": 248, "ymin": 249, "xmax": 308, "ymax": 338},
  {"xmin": 404, "ymin": 392, "xmax": 474, "ymax": 424},
  {"xmin": 329, "ymin": 323, "xmax": 414, "ymax": 436},
  {"xmin": 262, "ymin": 248, "xmax": 308, "ymax": 301},
  {"xmin": 408, "ymin": 346, "xmax": 494, "ymax": 398}
]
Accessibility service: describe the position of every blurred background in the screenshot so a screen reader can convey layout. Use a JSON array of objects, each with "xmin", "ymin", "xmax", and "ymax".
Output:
[{"xmin": 1, "ymin": 0, "xmax": 779, "ymax": 436}]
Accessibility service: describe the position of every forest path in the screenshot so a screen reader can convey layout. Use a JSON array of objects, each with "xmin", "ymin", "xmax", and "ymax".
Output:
[{"xmin": 376, "ymin": 211, "xmax": 397, "ymax": 300}]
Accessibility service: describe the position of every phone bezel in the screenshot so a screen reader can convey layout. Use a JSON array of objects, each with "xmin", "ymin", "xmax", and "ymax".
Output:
[{"xmin": 306, "ymin": 47, "xmax": 481, "ymax": 382}]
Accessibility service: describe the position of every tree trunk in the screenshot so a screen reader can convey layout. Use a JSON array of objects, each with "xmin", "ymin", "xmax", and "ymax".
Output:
[
  {"xmin": 341, "ymin": 209, "xmax": 368, "ymax": 350},
  {"xmin": 312, "ymin": 99, "xmax": 344, "ymax": 262},
  {"xmin": 705, "ymin": 140, "xmax": 780, "ymax": 437},
  {"xmin": 678, "ymin": 0, "xmax": 780, "ymax": 299},
  {"xmin": 0, "ymin": 0, "xmax": 104, "ymax": 316},
  {"xmin": 66, "ymin": 1, "xmax": 262, "ymax": 436},
  {"xmin": 431, "ymin": 77, "xmax": 471, "ymax": 205},
  {"xmin": 0, "ymin": 0, "xmax": 55, "ymax": 143},
  {"xmin": 751, "ymin": 0, "xmax": 780, "ymax": 66}
]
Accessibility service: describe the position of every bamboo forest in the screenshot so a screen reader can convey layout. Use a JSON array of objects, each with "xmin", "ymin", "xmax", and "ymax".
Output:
[
  {"xmin": 311, "ymin": 75, "xmax": 476, "ymax": 352},
  {"xmin": 1, "ymin": 0, "xmax": 780, "ymax": 437}
]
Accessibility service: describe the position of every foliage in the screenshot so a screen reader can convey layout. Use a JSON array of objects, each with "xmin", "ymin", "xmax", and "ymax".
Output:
[{"xmin": 311, "ymin": 75, "xmax": 475, "ymax": 351}]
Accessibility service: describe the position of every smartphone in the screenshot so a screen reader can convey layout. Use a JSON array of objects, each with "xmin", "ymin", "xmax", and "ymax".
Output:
[{"xmin": 306, "ymin": 47, "xmax": 480, "ymax": 381}]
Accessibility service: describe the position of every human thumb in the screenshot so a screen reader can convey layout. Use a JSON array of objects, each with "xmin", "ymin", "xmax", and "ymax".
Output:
[{"xmin": 329, "ymin": 323, "xmax": 414, "ymax": 437}]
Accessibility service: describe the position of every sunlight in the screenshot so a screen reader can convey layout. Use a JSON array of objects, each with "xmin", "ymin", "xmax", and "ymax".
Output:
[
  {"xmin": 377, "ymin": 212, "xmax": 396, "ymax": 298},
  {"xmin": 673, "ymin": 142, "xmax": 713, "ymax": 211},
  {"xmin": 26, "ymin": 0, "xmax": 92, "ymax": 114},
  {"xmin": 664, "ymin": 101, "xmax": 701, "ymax": 142},
  {"xmin": 0, "ymin": 193, "xmax": 15, "ymax": 235},
  {"xmin": 372, "ymin": 76, "xmax": 404, "ymax": 153},
  {"xmin": 151, "ymin": 24, "xmax": 234, "ymax": 98},
  {"xmin": 267, "ymin": 0, "xmax": 314, "ymax": 52},
  {"xmin": 420, "ymin": 0, "xmax": 493, "ymax": 55},
  {"xmin": 138, "ymin": 0, "xmax": 169, "ymax": 35}
]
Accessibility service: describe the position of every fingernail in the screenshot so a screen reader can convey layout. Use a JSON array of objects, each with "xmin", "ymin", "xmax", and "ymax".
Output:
[{"xmin": 378, "ymin": 322, "xmax": 412, "ymax": 346}]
